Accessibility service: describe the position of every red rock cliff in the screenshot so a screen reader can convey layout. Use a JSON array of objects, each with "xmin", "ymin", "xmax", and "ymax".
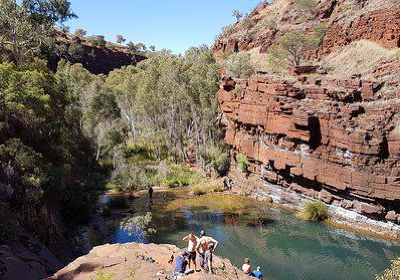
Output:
[{"xmin": 214, "ymin": 0, "xmax": 400, "ymax": 223}]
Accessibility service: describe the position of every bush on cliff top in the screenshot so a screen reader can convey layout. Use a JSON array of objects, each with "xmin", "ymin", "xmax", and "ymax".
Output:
[
  {"xmin": 297, "ymin": 201, "xmax": 328, "ymax": 222},
  {"xmin": 225, "ymin": 52, "xmax": 254, "ymax": 79}
]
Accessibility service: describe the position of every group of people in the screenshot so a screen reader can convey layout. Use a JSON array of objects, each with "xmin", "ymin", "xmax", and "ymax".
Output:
[
  {"xmin": 172, "ymin": 230, "xmax": 218, "ymax": 277},
  {"xmin": 222, "ymin": 177, "xmax": 234, "ymax": 192},
  {"xmin": 171, "ymin": 230, "xmax": 263, "ymax": 279},
  {"xmin": 242, "ymin": 258, "xmax": 264, "ymax": 279}
]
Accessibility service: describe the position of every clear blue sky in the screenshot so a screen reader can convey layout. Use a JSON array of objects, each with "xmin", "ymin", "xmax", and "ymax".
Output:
[{"xmin": 66, "ymin": 0, "xmax": 261, "ymax": 54}]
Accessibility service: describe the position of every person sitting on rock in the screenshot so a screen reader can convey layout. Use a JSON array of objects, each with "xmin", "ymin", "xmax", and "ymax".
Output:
[
  {"xmin": 173, "ymin": 250, "xmax": 188, "ymax": 274},
  {"xmin": 252, "ymin": 266, "xmax": 264, "ymax": 279},
  {"xmin": 182, "ymin": 233, "xmax": 199, "ymax": 271},
  {"xmin": 242, "ymin": 258, "xmax": 252, "ymax": 275},
  {"xmin": 173, "ymin": 250, "xmax": 194, "ymax": 276}
]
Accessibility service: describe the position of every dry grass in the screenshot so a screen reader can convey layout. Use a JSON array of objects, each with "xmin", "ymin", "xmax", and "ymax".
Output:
[
  {"xmin": 246, "ymin": 47, "xmax": 290, "ymax": 75},
  {"xmin": 322, "ymin": 40, "xmax": 400, "ymax": 79},
  {"xmin": 335, "ymin": 0, "xmax": 395, "ymax": 27}
]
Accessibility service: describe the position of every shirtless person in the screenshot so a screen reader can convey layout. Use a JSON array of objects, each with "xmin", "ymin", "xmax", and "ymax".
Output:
[
  {"xmin": 182, "ymin": 233, "xmax": 199, "ymax": 271},
  {"xmin": 196, "ymin": 230, "xmax": 219, "ymax": 273}
]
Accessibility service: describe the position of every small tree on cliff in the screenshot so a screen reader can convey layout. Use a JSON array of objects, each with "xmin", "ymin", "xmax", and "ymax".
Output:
[
  {"xmin": 225, "ymin": 52, "xmax": 254, "ymax": 78},
  {"xmin": 90, "ymin": 35, "xmax": 106, "ymax": 47},
  {"xmin": 232, "ymin": 9, "xmax": 243, "ymax": 22},
  {"xmin": 116, "ymin": 35, "xmax": 126, "ymax": 44},
  {"xmin": 75, "ymin": 28, "xmax": 87, "ymax": 38},
  {"xmin": 268, "ymin": 31, "xmax": 315, "ymax": 67}
]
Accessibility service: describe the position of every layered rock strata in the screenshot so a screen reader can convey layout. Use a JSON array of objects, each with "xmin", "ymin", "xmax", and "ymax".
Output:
[{"xmin": 217, "ymin": 73, "xmax": 400, "ymax": 223}]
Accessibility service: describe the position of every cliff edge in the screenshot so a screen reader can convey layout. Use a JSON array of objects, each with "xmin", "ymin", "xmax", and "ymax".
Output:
[{"xmin": 44, "ymin": 243, "xmax": 248, "ymax": 280}]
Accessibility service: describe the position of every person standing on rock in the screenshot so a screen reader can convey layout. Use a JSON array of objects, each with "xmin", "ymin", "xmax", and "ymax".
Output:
[
  {"xmin": 148, "ymin": 186, "xmax": 154, "ymax": 201},
  {"xmin": 196, "ymin": 230, "xmax": 219, "ymax": 273},
  {"xmin": 204, "ymin": 243, "xmax": 215, "ymax": 274},
  {"xmin": 182, "ymin": 233, "xmax": 199, "ymax": 271}
]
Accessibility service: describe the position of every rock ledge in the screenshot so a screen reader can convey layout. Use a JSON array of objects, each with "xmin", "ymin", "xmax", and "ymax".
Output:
[{"xmin": 44, "ymin": 243, "xmax": 249, "ymax": 280}]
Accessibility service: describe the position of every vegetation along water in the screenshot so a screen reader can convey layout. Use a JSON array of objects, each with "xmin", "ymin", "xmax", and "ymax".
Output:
[{"xmin": 2, "ymin": 0, "xmax": 400, "ymax": 280}]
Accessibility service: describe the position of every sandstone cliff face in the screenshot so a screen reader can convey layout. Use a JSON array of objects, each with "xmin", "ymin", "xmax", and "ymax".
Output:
[{"xmin": 214, "ymin": 0, "xmax": 400, "ymax": 223}]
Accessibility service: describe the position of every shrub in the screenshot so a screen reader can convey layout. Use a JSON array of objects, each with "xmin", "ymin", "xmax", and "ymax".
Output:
[
  {"xmin": 241, "ymin": 17, "xmax": 255, "ymax": 32},
  {"xmin": 215, "ymin": 24, "xmax": 235, "ymax": 43},
  {"xmin": 108, "ymin": 195, "xmax": 128, "ymax": 209},
  {"xmin": 312, "ymin": 23, "xmax": 328, "ymax": 46},
  {"xmin": 160, "ymin": 163, "xmax": 200, "ymax": 188},
  {"xmin": 293, "ymin": 0, "xmax": 318, "ymax": 17},
  {"xmin": 376, "ymin": 258, "xmax": 400, "ymax": 280},
  {"xmin": 200, "ymin": 146, "xmax": 231, "ymax": 177},
  {"xmin": 225, "ymin": 52, "xmax": 254, "ymax": 79},
  {"xmin": 260, "ymin": 15, "xmax": 276, "ymax": 30},
  {"xmin": 89, "ymin": 35, "xmax": 106, "ymax": 47},
  {"xmin": 90, "ymin": 270, "xmax": 115, "ymax": 280},
  {"xmin": 297, "ymin": 201, "xmax": 328, "ymax": 221},
  {"xmin": 212, "ymin": 185, "xmax": 224, "ymax": 193},
  {"xmin": 74, "ymin": 28, "xmax": 87, "ymax": 38},
  {"xmin": 191, "ymin": 186, "xmax": 207, "ymax": 196},
  {"xmin": 68, "ymin": 43, "xmax": 84, "ymax": 61},
  {"xmin": 237, "ymin": 153, "xmax": 249, "ymax": 173}
]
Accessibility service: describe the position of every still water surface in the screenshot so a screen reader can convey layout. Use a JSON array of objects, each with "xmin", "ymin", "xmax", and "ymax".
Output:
[{"xmin": 96, "ymin": 193, "xmax": 400, "ymax": 280}]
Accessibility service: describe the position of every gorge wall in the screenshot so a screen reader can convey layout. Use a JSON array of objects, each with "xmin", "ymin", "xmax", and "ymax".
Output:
[
  {"xmin": 55, "ymin": 31, "xmax": 146, "ymax": 74},
  {"xmin": 214, "ymin": 0, "xmax": 400, "ymax": 224}
]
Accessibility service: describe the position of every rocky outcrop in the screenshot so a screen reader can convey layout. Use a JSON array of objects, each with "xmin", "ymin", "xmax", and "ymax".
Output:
[
  {"xmin": 213, "ymin": 0, "xmax": 400, "ymax": 226},
  {"xmin": 213, "ymin": 0, "xmax": 400, "ymax": 58},
  {"xmin": 54, "ymin": 31, "xmax": 146, "ymax": 74},
  {"xmin": 218, "ymin": 72, "xmax": 400, "ymax": 222},
  {"xmin": 45, "ymin": 243, "xmax": 248, "ymax": 280},
  {"xmin": 0, "ymin": 228, "xmax": 63, "ymax": 280},
  {"xmin": 321, "ymin": 8, "xmax": 400, "ymax": 55}
]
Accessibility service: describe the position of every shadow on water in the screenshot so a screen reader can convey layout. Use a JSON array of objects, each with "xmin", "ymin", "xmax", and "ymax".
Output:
[{"xmin": 85, "ymin": 191, "xmax": 400, "ymax": 280}]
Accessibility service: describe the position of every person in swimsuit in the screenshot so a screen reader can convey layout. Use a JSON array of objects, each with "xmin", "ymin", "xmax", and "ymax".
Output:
[
  {"xmin": 196, "ymin": 230, "xmax": 218, "ymax": 273},
  {"xmin": 182, "ymin": 233, "xmax": 199, "ymax": 271}
]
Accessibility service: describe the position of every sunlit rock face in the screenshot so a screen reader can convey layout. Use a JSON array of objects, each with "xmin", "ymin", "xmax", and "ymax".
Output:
[
  {"xmin": 45, "ymin": 243, "xmax": 248, "ymax": 280},
  {"xmin": 214, "ymin": 0, "xmax": 400, "ymax": 222}
]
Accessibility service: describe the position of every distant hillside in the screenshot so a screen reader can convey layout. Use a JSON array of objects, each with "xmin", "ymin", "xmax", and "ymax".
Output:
[{"xmin": 54, "ymin": 30, "xmax": 147, "ymax": 74}]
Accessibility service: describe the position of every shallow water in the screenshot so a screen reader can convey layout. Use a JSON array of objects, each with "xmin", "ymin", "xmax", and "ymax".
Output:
[{"xmin": 97, "ymin": 193, "xmax": 400, "ymax": 280}]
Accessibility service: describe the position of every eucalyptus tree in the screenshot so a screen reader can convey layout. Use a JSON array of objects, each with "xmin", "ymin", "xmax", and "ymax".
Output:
[
  {"xmin": 105, "ymin": 66, "xmax": 140, "ymax": 139},
  {"xmin": 0, "ymin": 0, "xmax": 75, "ymax": 64}
]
